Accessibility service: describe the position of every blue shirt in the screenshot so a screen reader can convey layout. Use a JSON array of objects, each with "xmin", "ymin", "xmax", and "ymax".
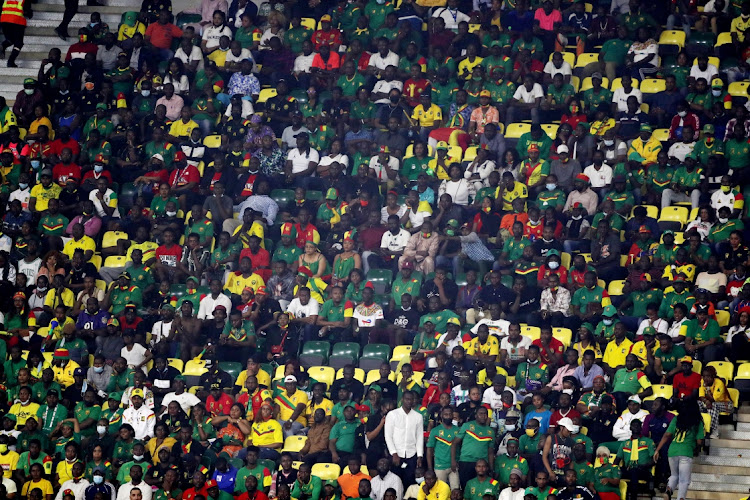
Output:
[
  {"xmin": 524, "ymin": 409, "xmax": 552, "ymax": 434},
  {"xmin": 213, "ymin": 465, "xmax": 238, "ymax": 493}
]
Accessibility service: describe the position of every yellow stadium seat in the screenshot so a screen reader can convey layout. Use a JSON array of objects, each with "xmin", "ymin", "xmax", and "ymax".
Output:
[
  {"xmin": 643, "ymin": 384, "xmax": 673, "ymax": 401},
  {"xmin": 727, "ymin": 388, "xmax": 739, "ymax": 411},
  {"xmin": 652, "ymin": 129, "xmax": 670, "ymax": 142},
  {"xmin": 658, "ymin": 206, "xmax": 689, "ymax": 228},
  {"xmin": 608, "ymin": 280, "xmax": 626, "ymax": 296},
  {"xmin": 715, "ymin": 310, "xmax": 730, "ymax": 327},
  {"xmin": 692, "ymin": 360, "xmax": 702, "ymax": 375},
  {"xmin": 365, "ymin": 369, "xmax": 395, "ymax": 386},
  {"xmin": 610, "ymin": 78, "xmax": 639, "ymax": 92},
  {"xmin": 659, "ymin": 30, "xmax": 686, "ymax": 49},
  {"xmin": 184, "ymin": 359, "xmax": 208, "ymax": 376},
  {"xmin": 571, "ymin": 75, "xmax": 580, "ymax": 92},
  {"xmin": 257, "ymin": 88, "xmax": 278, "ymax": 104},
  {"xmin": 167, "ymin": 358, "xmax": 184, "ymax": 372},
  {"xmin": 629, "ymin": 205, "xmax": 659, "ymax": 219},
  {"xmin": 274, "ymin": 365, "xmax": 307, "ymax": 380},
  {"xmin": 716, "ymin": 31, "xmax": 732, "ymax": 47},
  {"xmin": 575, "ymin": 53, "xmax": 599, "ymax": 68},
  {"xmin": 404, "ymin": 144, "xmax": 434, "ymax": 158},
  {"xmin": 308, "ymin": 366, "xmax": 336, "ymax": 388},
  {"xmin": 188, "ymin": 385, "xmax": 203, "ymax": 395},
  {"xmin": 584, "ymin": 2, "xmax": 593, "ymax": 12},
  {"xmin": 579, "ymin": 253, "xmax": 593, "ymax": 263},
  {"xmin": 300, "ymin": 17, "xmax": 316, "ymax": 30},
  {"xmin": 729, "ymin": 81, "xmax": 750, "ymax": 98},
  {"xmin": 505, "ymin": 123, "xmax": 531, "ymax": 139},
  {"xmin": 89, "ymin": 255, "xmax": 102, "ymax": 269},
  {"xmin": 396, "ymin": 371, "xmax": 425, "ymax": 386},
  {"xmin": 103, "ymin": 255, "xmax": 127, "ymax": 268},
  {"xmin": 203, "ymin": 135, "xmax": 222, "ymax": 148},
  {"xmin": 553, "ymin": 328, "xmax": 572, "ymax": 348},
  {"xmin": 390, "ymin": 345, "xmax": 412, "ymax": 364},
  {"xmin": 549, "ymin": 51, "xmax": 576, "ymax": 67},
  {"xmin": 580, "ymin": 77, "xmax": 610, "ymax": 91},
  {"xmin": 447, "ymin": 145, "xmax": 463, "ymax": 163},
  {"xmin": 561, "ymin": 252, "xmax": 571, "ymax": 270},
  {"xmin": 541, "ymin": 123, "xmax": 558, "ymax": 139},
  {"xmin": 335, "ymin": 367, "xmax": 365, "ymax": 383},
  {"xmin": 463, "ymin": 146, "xmax": 478, "ymax": 162},
  {"xmin": 707, "ymin": 361, "xmax": 734, "ymax": 382},
  {"xmin": 96, "ymin": 280, "xmax": 106, "ymax": 292},
  {"xmin": 102, "ymin": 231, "xmax": 129, "ymax": 250},
  {"xmin": 344, "ymin": 465, "xmax": 369, "ymax": 475},
  {"xmin": 693, "ymin": 56, "xmax": 720, "ymax": 68},
  {"xmin": 468, "ymin": 23, "xmax": 480, "ymax": 33},
  {"xmin": 311, "ymin": 463, "xmax": 341, "ymax": 481},
  {"xmin": 522, "ymin": 326, "xmax": 541, "ymax": 341},
  {"xmin": 282, "ymin": 436, "xmax": 307, "ymax": 453},
  {"xmin": 620, "ymin": 255, "xmax": 630, "ymax": 267},
  {"xmin": 736, "ymin": 362, "xmax": 750, "ymax": 380}
]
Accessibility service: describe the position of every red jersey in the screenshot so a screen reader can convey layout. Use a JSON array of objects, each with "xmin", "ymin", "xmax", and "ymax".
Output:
[
  {"xmin": 168, "ymin": 165, "xmax": 200, "ymax": 191},
  {"xmin": 52, "ymin": 162, "xmax": 81, "ymax": 186},
  {"xmin": 155, "ymin": 244, "xmax": 182, "ymax": 268},
  {"xmin": 143, "ymin": 169, "xmax": 169, "ymax": 194},
  {"xmin": 537, "ymin": 265, "xmax": 569, "ymax": 285},
  {"xmin": 207, "ymin": 392, "xmax": 235, "ymax": 416},
  {"xmin": 311, "ymin": 29, "xmax": 342, "ymax": 51},
  {"xmin": 240, "ymin": 247, "xmax": 271, "ymax": 283},
  {"xmin": 82, "ymin": 170, "xmax": 114, "ymax": 184},
  {"xmin": 403, "ymin": 77, "xmax": 430, "ymax": 107},
  {"xmin": 532, "ymin": 337, "xmax": 565, "ymax": 366},
  {"xmin": 49, "ymin": 137, "xmax": 80, "ymax": 157},
  {"xmin": 673, "ymin": 371, "xmax": 701, "ymax": 399}
]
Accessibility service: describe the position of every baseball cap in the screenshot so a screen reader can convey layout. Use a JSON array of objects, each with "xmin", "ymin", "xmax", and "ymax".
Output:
[
  {"xmin": 479, "ymin": 89, "xmax": 491, "ymax": 97},
  {"xmin": 557, "ymin": 144, "xmax": 569, "ymax": 154},
  {"xmin": 321, "ymin": 14, "xmax": 332, "ymax": 22},
  {"xmin": 557, "ymin": 417, "xmax": 576, "ymax": 432},
  {"xmin": 151, "ymin": 153, "xmax": 165, "ymax": 162},
  {"xmin": 131, "ymin": 388, "xmax": 145, "ymax": 398},
  {"xmin": 591, "ymin": 72, "xmax": 603, "ymax": 80},
  {"xmin": 628, "ymin": 395, "xmax": 641, "ymax": 404},
  {"xmin": 680, "ymin": 356, "xmax": 693, "ymax": 364},
  {"xmin": 401, "ymin": 259, "xmax": 415, "ymax": 270},
  {"xmin": 325, "ymin": 188, "xmax": 338, "ymax": 200},
  {"xmin": 602, "ymin": 305, "xmax": 617, "ymax": 317},
  {"xmin": 284, "ymin": 375, "xmax": 297, "ymax": 383}
]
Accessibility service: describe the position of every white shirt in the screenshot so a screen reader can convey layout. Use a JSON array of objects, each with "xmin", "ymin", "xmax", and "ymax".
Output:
[
  {"xmin": 163, "ymin": 73, "xmax": 190, "ymax": 94},
  {"xmin": 121, "ymin": 343, "xmax": 149, "ymax": 374},
  {"xmin": 612, "ymin": 408, "xmax": 649, "ymax": 441},
  {"xmin": 513, "ymin": 83, "xmax": 544, "ymax": 104},
  {"xmin": 287, "ymin": 296, "xmax": 320, "ymax": 315},
  {"xmin": 161, "ymin": 391, "xmax": 201, "ymax": 415},
  {"xmin": 197, "ymin": 293, "xmax": 233, "ymax": 320},
  {"xmin": 202, "ymin": 25, "xmax": 233, "ymax": 50},
  {"xmin": 711, "ymin": 189, "xmax": 740, "ymax": 212},
  {"xmin": 224, "ymin": 100, "xmax": 254, "ymax": 119},
  {"xmin": 225, "ymin": 48, "xmax": 253, "ymax": 66},
  {"xmin": 175, "ymin": 45, "xmax": 204, "ymax": 72},
  {"xmin": 499, "ymin": 487, "xmax": 526, "ymax": 500},
  {"xmin": 628, "ymin": 41, "xmax": 659, "ymax": 66},
  {"xmin": 543, "ymin": 60, "xmax": 572, "ymax": 78},
  {"xmin": 369, "ymin": 51, "xmax": 400, "ymax": 71},
  {"xmin": 432, "ymin": 7, "xmax": 470, "ymax": 30},
  {"xmin": 635, "ymin": 317, "xmax": 668, "ymax": 337},
  {"xmin": 373, "ymin": 79, "xmax": 404, "ymax": 104},
  {"xmin": 438, "ymin": 178, "xmax": 473, "ymax": 206},
  {"xmin": 8, "ymin": 187, "xmax": 30, "ymax": 211},
  {"xmin": 89, "ymin": 188, "xmax": 121, "ymax": 218},
  {"xmin": 612, "ymin": 87, "xmax": 643, "ymax": 112},
  {"xmin": 150, "ymin": 320, "xmax": 174, "ymax": 347},
  {"xmin": 55, "ymin": 478, "xmax": 91, "ymax": 500},
  {"xmin": 667, "ymin": 317, "xmax": 688, "ymax": 341},
  {"xmin": 582, "ymin": 163, "xmax": 613, "ymax": 187},
  {"xmin": 369, "ymin": 155, "xmax": 400, "ymax": 183},
  {"xmin": 319, "ymin": 153, "xmax": 349, "ymax": 171},
  {"xmin": 500, "ymin": 336, "xmax": 532, "ymax": 361},
  {"xmin": 121, "ymin": 404, "xmax": 155, "ymax": 440},
  {"xmin": 471, "ymin": 318, "xmax": 510, "ymax": 337},
  {"xmin": 282, "ymin": 125, "xmax": 311, "ymax": 149},
  {"xmin": 293, "ymin": 53, "xmax": 316, "ymax": 73},
  {"xmin": 482, "ymin": 386, "xmax": 518, "ymax": 408},
  {"xmin": 17, "ymin": 257, "xmax": 41, "ymax": 283},
  {"xmin": 689, "ymin": 64, "xmax": 718, "ymax": 84},
  {"xmin": 667, "ymin": 141, "xmax": 696, "ymax": 163},
  {"xmin": 116, "ymin": 481, "xmax": 153, "ymax": 500},
  {"xmin": 384, "ymin": 407, "xmax": 424, "ymax": 458},
  {"xmin": 436, "ymin": 332, "xmax": 463, "ymax": 353},
  {"xmin": 287, "ymin": 147, "xmax": 320, "ymax": 175},
  {"xmin": 371, "ymin": 472, "xmax": 404, "ymax": 500}
]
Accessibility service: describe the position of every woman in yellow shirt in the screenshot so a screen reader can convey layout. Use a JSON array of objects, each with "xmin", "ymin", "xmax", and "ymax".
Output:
[
  {"xmin": 306, "ymin": 383, "xmax": 334, "ymax": 426},
  {"xmin": 22, "ymin": 462, "xmax": 54, "ymax": 500},
  {"xmin": 698, "ymin": 365, "xmax": 733, "ymax": 438},
  {"xmin": 573, "ymin": 323, "xmax": 604, "ymax": 361},
  {"xmin": 250, "ymin": 402, "xmax": 284, "ymax": 460},
  {"xmin": 55, "ymin": 443, "xmax": 79, "ymax": 486},
  {"xmin": 145, "ymin": 423, "xmax": 177, "ymax": 464},
  {"xmin": 27, "ymin": 105, "xmax": 54, "ymax": 141}
]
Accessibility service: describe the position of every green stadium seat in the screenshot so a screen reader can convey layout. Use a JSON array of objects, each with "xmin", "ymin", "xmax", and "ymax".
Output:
[
  {"xmin": 270, "ymin": 189, "xmax": 295, "ymax": 210},
  {"xmin": 219, "ymin": 361, "xmax": 243, "ymax": 382},
  {"xmin": 329, "ymin": 342, "xmax": 360, "ymax": 370},
  {"xmin": 359, "ymin": 344, "xmax": 391, "ymax": 371},
  {"xmin": 366, "ymin": 269, "xmax": 393, "ymax": 294},
  {"xmin": 299, "ymin": 341, "xmax": 330, "ymax": 367},
  {"xmin": 170, "ymin": 284, "xmax": 187, "ymax": 300},
  {"xmin": 307, "ymin": 190, "xmax": 324, "ymax": 201}
]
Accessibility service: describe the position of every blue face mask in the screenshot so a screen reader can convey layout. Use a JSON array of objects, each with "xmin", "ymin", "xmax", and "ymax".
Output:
[
  {"xmin": 94, "ymin": 165, "xmax": 104, "ymax": 173},
  {"xmin": 30, "ymin": 160, "xmax": 40, "ymax": 169},
  {"xmin": 18, "ymin": 183, "xmax": 28, "ymax": 189}
]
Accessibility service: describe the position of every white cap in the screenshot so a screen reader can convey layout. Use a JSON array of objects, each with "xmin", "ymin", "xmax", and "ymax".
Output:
[
  {"xmin": 557, "ymin": 417, "xmax": 575, "ymax": 432},
  {"xmin": 628, "ymin": 395, "xmax": 641, "ymax": 404},
  {"xmin": 557, "ymin": 145, "xmax": 569, "ymax": 154},
  {"xmin": 284, "ymin": 375, "xmax": 297, "ymax": 383},
  {"xmin": 151, "ymin": 153, "xmax": 165, "ymax": 161}
]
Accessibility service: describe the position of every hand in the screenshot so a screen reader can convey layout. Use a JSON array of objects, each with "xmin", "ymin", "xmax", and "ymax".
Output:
[
  {"xmin": 283, "ymin": 420, "xmax": 292, "ymax": 430},
  {"xmin": 417, "ymin": 457, "xmax": 423, "ymax": 468},
  {"xmin": 653, "ymin": 451, "xmax": 660, "ymax": 462},
  {"xmin": 392, "ymin": 454, "xmax": 401, "ymax": 467}
]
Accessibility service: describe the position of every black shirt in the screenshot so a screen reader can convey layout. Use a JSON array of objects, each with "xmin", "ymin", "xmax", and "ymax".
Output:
[
  {"xmin": 516, "ymin": 287, "xmax": 541, "ymax": 316},
  {"xmin": 368, "ymin": 379, "xmax": 398, "ymax": 402},
  {"xmin": 330, "ymin": 378, "xmax": 365, "ymax": 403},
  {"xmin": 444, "ymin": 358, "xmax": 476, "ymax": 386},
  {"xmin": 421, "ymin": 279, "xmax": 459, "ymax": 308},
  {"xmin": 386, "ymin": 307, "xmax": 420, "ymax": 332},
  {"xmin": 66, "ymin": 262, "xmax": 99, "ymax": 287},
  {"xmin": 477, "ymin": 283, "xmax": 515, "ymax": 307}
]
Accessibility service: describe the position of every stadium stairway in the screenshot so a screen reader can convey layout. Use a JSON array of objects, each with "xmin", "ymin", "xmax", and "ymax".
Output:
[
  {"xmin": 675, "ymin": 403, "xmax": 750, "ymax": 500},
  {"xmin": 0, "ymin": 0, "xmax": 125, "ymax": 104}
]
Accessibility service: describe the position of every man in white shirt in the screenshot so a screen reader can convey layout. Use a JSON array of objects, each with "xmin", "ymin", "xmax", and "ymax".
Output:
[
  {"xmin": 543, "ymin": 52, "xmax": 572, "ymax": 84},
  {"xmin": 281, "ymin": 112, "xmax": 310, "ymax": 150},
  {"xmin": 197, "ymin": 279, "xmax": 234, "ymax": 319},
  {"xmin": 611, "ymin": 394, "xmax": 649, "ymax": 441},
  {"xmin": 159, "ymin": 377, "xmax": 201, "ymax": 415},
  {"xmin": 293, "ymin": 40, "xmax": 315, "ymax": 78},
  {"xmin": 611, "ymin": 74, "xmax": 642, "ymax": 113},
  {"xmin": 582, "ymin": 151, "xmax": 613, "ymax": 190},
  {"xmin": 370, "ymin": 458, "xmax": 405, "ymax": 500},
  {"xmin": 384, "ymin": 391, "xmax": 424, "ymax": 484},
  {"xmin": 121, "ymin": 389, "xmax": 155, "ymax": 441},
  {"xmin": 666, "ymin": 126, "xmax": 696, "ymax": 162},
  {"xmin": 368, "ymin": 38, "xmax": 400, "ymax": 77},
  {"xmin": 508, "ymin": 73, "xmax": 543, "ymax": 124},
  {"xmin": 690, "ymin": 56, "xmax": 718, "ymax": 85},
  {"xmin": 432, "ymin": 0, "xmax": 470, "ymax": 30},
  {"xmin": 372, "ymin": 66, "xmax": 404, "ymax": 104},
  {"xmin": 498, "ymin": 468, "xmax": 526, "ymax": 500},
  {"xmin": 369, "ymin": 146, "xmax": 400, "ymax": 185},
  {"xmin": 470, "ymin": 303, "xmax": 511, "ymax": 337},
  {"xmin": 55, "ymin": 462, "xmax": 90, "ymax": 500},
  {"xmin": 116, "ymin": 465, "xmax": 153, "ymax": 500},
  {"xmin": 285, "ymin": 133, "xmax": 320, "ymax": 180}
]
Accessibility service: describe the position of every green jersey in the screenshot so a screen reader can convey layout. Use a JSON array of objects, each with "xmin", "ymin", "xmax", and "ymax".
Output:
[
  {"xmin": 684, "ymin": 318, "xmax": 720, "ymax": 344},
  {"xmin": 495, "ymin": 454, "xmax": 528, "ymax": 485},
  {"xmin": 666, "ymin": 417, "xmax": 704, "ymax": 457},
  {"xmin": 457, "ymin": 421, "xmax": 495, "ymax": 462},
  {"xmin": 427, "ymin": 424, "xmax": 458, "ymax": 470},
  {"xmin": 330, "ymin": 419, "xmax": 358, "ymax": 453},
  {"xmin": 464, "ymin": 477, "xmax": 500, "ymax": 500}
]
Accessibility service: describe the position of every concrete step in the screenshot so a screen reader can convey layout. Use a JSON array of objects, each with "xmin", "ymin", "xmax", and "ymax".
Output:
[
  {"xmin": 717, "ymin": 430, "xmax": 750, "ymax": 440},
  {"xmin": 38, "ymin": 0, "xmax": 144, "ymax": 7},
  {"xmin": 692, "ymin": 463, "xmax": 748, "ymax": 475},
  {"xmin": 738, "ymin": 413, "xmax": 750, "ymax": 422},
  {"xmin": 707, "ymin": 446, "xmax": 750, "ymax": 457},
  {"xmin": 691, "ymin": 472, "xmax": 750, "ymax": 485},
  {"xmin": 708, "ymin": 438, "xmax": 750, "ymax": 449},
  {"xmin": 694, "ymin": 454, "xmax": 750, "ymax": 466},
  {"xmin": 686, "ymin": 481, "xmax": 749, "ymax": 493},
  {"xmin": 32, "ymin": 3, "xmax": 128, "ymax": 14},
  {"xmin": 683, "ymin": 490, "xmax": 750, "ymax": 500},
  {"xmin": 23, "ymin": 11, "xmax": 121, "ymax": 23}
]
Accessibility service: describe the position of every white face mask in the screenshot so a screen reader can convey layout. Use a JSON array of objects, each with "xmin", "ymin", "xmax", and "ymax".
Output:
[
  {"xmin": 603, "ymin": 139, "xmax": 614, "ymax": 146},
  {"xmin": 93, "ymin": 475, "xmax": 104, "ymax": 485},
  {"xmin": 712, "ymin": 89, "xmax": 722, "ymax": 96},
  {"xmin": 569, "ymin": 425, "xmax": 580, "ymax": 434},
  {"xmin": 603, "ymin": 318, "xmax": 613, "ymax": 326},
  {"xmin": 548, "ymin": 261, "xmax": 560, "ymax": 270},
  {"xmin": 166, "ymin": 211, "xmax": 177, "ymax": 217},
  {"xmin": 562, "ymin": 388, "xmax": 574, "ymax": 395},
  {"xmin": 93, "ymin": 366, "xmax": 104, "ymax": 373},
  {"xmin": 94, "ymin": 164, "xmax": 104, "ymax": 173},
  {"xmin": 719, "ymin": 217, "xmax": 729, "ymax": 224},
  {"xmin": 678, "ymin": 111, "xmax": 687, "ymax": 117},
  {"xmin": 546, "ymin": 183, "xmax": 556, "ymax": 191},
  {"xmin": 24, "ymin": 89, "xmax": 33, "ymax": 95},
  {"xmin": 571, "ymin": 215, "xmax": 582, "ymax": 220},
  {"xmin": 504, "ymin": 423, "xmax": 516, "ymax": 431},
  {"xmin": 97, "ymin": 425, "xmax": 107, "ymax": 434},
  {"xmin": 415, "ymin": 477, "xmax": 425, "ymax": 484},
  {"xmin": 133, "ymin": 454, "xmax": 144, "ymax": 461},
  {"xmin": 451, "ymin": 419, "xmax": 459, "ymax": 426},
  {"xmin": 141, "ymin": 90, "xmax": 151, "ymax": 97}
]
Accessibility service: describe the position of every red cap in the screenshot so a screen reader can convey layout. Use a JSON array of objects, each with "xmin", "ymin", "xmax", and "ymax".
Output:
[
  {"xmin": 174, "ymin": 151, "xmax": 187, "ymax": 162},
  {"xmin": 206, "ymin": 480, "xmax": 218, "ymax": 489},
  {"xmin": 297, "ymin": 266, "xmax": 313, "ymax": 278},
  {"xmin": 364, "ymin": 281, "xmax": 375, "ymax": 289}
]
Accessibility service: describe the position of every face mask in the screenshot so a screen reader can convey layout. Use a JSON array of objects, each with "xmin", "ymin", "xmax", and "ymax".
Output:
[
  {"xmin": 721, "ymin": 185, "xmax": 731, "ymax": 193},
  {"xmin": 562, "ymin": 388, "xmax": 574, "ymax": 395},
  {"xmin": 18, "ymin": 182, "xmax": 27, "ymax": 189},
  {"xmin": 94, "ymin": 164, "xmax": 104, "ymax": 173},
  {"xmin": 389, "ymin": 96, "xmax": 399, "ymax": 104},
  {"xmin": 548, "ymin": 261, "xmax": 560, "ymax": 270},
  {"xmin": 504, "ymin": 423, "xmax": 516, "ymax": 431},
  {"xmin": 603, "ymin": 139, "xmax": 614, "ymax": 146},
  {"xmin": 451, "ymin": 419, "xmax": 459, "ymax": 426},
  {"xmin": 569, "ymin": 425, "xmax": 580, "ymax": 434},
  {"xmin": 85, "ymin": 82, "xmax": 95, "ymax": 91},
  {"xmin": 546, "ymin": 183, "xmax": 556, "ymax": 191},
  {"xmin": 93, "ymin": 475, "xmax": 104, "ymax": 485},
  {"xmin": 598, "ymin": 456, "xmax": 609, "ymax": 465},
  {"xmin": 24, "ymin": 89, "xmax": 33, "ymax": 95},
  {"xmin": 678, "ymin": 111, "xmax": 687, "ymax": 117},
  {"xmin": 525, "ymin": 429, "xmax": 537, "ymax": 437},
  {"xmin": 141, "ymin": 90, "xmax": 151, "ymax": 97},
  {"xmin": 30, "ymin": 160, "xmax": 41, "ymax": 169},
  {"xmin": 712, "ymin": 89, "xmax": 722, "ymax": 96},
  {"xmin": 719, "ymin": 217, "xmax": 729, "ymax": 224},
  {"xmin": 97, "ymin": 426, "xmax": 108, "ymax": 436},
  {"xmin": 133, "ymin": 454, "xmax": 144, "ymax": 461},
  {"xmin": 422, "ymin": 232, "xmax": 431, "ymax": 238},
  {"xmin": 415, "ymin": 477, "xmax": 425, "ymax": 484},
  {"xmin": 569, "ymin": 105, "xmax": 579, "ymax": 113},
  {"xmin": 94, "ymin": 366, "xmax": 104, "ymax": 373},
  {"xmin": 166, "ymin": 211, "xmax": 177, "ymax": 217},
  {"xmin": 527, "ymin": 358, "xmax": 539, "ymax": 365},
  {"xmin": 571, "ymin": 215, "xmax": 582, "ymax": 221},
  {"xmin": 603, "ymin": 319, "xmax": 613, "ymax": 326}
]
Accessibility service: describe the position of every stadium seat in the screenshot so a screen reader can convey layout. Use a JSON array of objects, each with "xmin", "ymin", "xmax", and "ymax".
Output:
[
  {"xmin": 343, "ymin": 465, "xmax": 370, "ymax": 475},
  {"xmin": 658, "ymin": 206, "xmax": 689, "ymax": 231},
  {"xmin": 580, "ymin": 77, "xmax": 610, "ymax": 91},
  {"xmin": 707, "ymin": 361, "xmax": 734, "ymax": 382},
  {"xmin": 168, "ymin": 358, "xmax": 184, "ymax": 372},
  {"xmin": 404, "ymin": 144, "xmax": 434, "ymax": 158},
  {"xmin": 390, "ymin": 345, "xmax": 413, "ymax": 370},
  {"xmin": 184, "ymin": 360, "xmax": 208, "ymax": 381},
  {"xmin": 579, "ymin": 253, "xmax": 593, "ymax": 263},
  {"xmin": 504, "ymin": 123, "xmax": 531, "ymax": 139},
  {"xmin": 659, "ymin": 30, "xmax": 686, "ymax": 54},
  {"xmin": 218, "ymin": 361, "xmax": 243, "ymax": 381},
  {"xmin": 366, "ymin": 269, "xmax": 393, "ymax": 294},
  {"xmin": 89, "ymin": 255, "xmax": 102, "ymax": 270},
  {"xmin": 307, "ymin": 366, "xmax": 336, "ymax": 388},
  {"xmin": 610, "ymin": 78, "xmax": 639, "ymax": 92},
  {"xmin": 553, "ymin": 328, "xmax": 572, "ymax": 348},
  {"xmin": 282, "ymin": 436, "xmax": 307, "ymax": 453},
  {"xmin": 608, "ymin": 280, "xmax": 626, "ymax": 296},
  {"xmin": 447, "ymin": 145, "xmax": 463, "ymax": 162},
  {"xmin": 574, "ymin": 52, "xmax": 598, "ymax": 69},
  {"xmin": 652, "ymin": 129, "xmax": 670, "ymax": 142},
  {"xmin": 300, "ymin": 341, "xmax": 330, "ymax": 367},
  {"xmin": 693, "ymin": 56, "xmax": 720, "ymax": 68},
  {"xmin": 311, "ymin": 463, "xmax": 341, "ymax": 481},
  {"xmin": 329, "ymin": 342, "xmax": 361, "ymax": 369},
  {"xmin": 702, "ymin": 412, "xmax": 712, "ymax": 436},
  {"xmin": 643, "ymin": 384, "xmax": 673, "ymax": 401},
  {"xmin": 365, "ymin": 368, "xmax": 395, "ymax": 386},
  {"xmin": 335, "ymin": 367, "xmax": 365, "ymax": 383},
  {"xmin": 103, "ymin": 255, "xmax": 128, "ymax": 268},
  {"xmin": 102, "ymin": 231, "xmax": 129, "ymax": 249},
  {"xmin": 203, "ymin": 135, "xmax": 222, "ymax": 148},
  {"xmin": 716, "ymin": 310, "xmax": 730, "ymax": 327},
  {"xmin": 463, "ymin": 146, "xmax": 478, "ymax": 163},
  {"xmin": 541, "ymin": 123, "xmax": 558, "ymax": 139},
  {"xmin": 359, "ymin": 344, "xmax": 391, "ymax": 371},
  {"xmin": 549, "ymin": 51, "xmax": 576, "ymax": 67},
  {"xmin": 307, "ymin": 190, "xmax": 324, "ymax": 201},
  {"xmin": 522, "ymin": 325, "xmax": 541, "ymax": 341},
  {"xmin": 300, "ymin": 17, "xmax": 316, "ymax": 30},
  {"xmin": 270, "ymin": 189, "xmax": 295, "ymax": 210},
  {"xmin": 561, "ymin": 252, "xmax": 571, "ymax": 269},
  {"xmin": 629, "ymin": 205, "xmax": 659, "ymax": 219},
  {"xmin": 715, "ymin": 31, "xmax": 732, "ymax": 48},
  {"xmin": 257, "ymin": 88, "xmax": 278, "ymax": 104},
  {"xmin": 396, "ymin": 371, "xmax": 424, "ymax": 386},
  {"xmin": 729, "ymin": 81, "xmax": 750, "ymax": 99}
]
